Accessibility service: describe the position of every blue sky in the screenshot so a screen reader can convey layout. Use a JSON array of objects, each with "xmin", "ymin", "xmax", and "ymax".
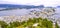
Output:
[{"xmin": 0, "ymin": 0, "xmax": 60, "ymax": 7}]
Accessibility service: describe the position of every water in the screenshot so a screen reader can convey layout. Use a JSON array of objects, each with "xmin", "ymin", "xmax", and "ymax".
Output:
[
  {"xmin": 54, "ymin": 8, "xmax": 60, "ymax": 18},
  {"xmin": 0, "ymin": 8, "xmax": 60, "ymax": 18},
  {"xmin": 0, "ymin": 9, "xmax": 30, "ymax": 16}
]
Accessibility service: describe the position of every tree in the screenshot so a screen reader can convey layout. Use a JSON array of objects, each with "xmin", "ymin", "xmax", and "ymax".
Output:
[
  {"xmin": 55, "ymin": 22, "xmax": 59, "ymax": 28},
  {"xmin": 0, "ymin": 21, "xmax": 8, "ymax": 28},
  {"xmin": 42, "ymin": 19, "xmax": 53, "ymax": 28},
  {"xmin": 9, "ymin": 21, "xmax": 21, "ymax": 28}
]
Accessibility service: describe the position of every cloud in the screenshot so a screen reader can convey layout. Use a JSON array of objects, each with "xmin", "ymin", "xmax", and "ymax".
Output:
[{"xmin": 0, "ymin": 0, "xmax": 60, "ymax": 7}]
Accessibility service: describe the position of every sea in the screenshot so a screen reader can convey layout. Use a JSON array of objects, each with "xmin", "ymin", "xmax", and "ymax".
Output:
[{"xmin": 0, "ymin": 7, "xmax": 60, "ymax": 17}]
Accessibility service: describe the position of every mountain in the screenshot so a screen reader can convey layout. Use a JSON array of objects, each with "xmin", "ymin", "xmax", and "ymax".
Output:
[
  {"xmin": 0, "ymin": 4, "xmax": 44, "ymax": 9},
  {"xmin": 57, "ymin": 6, "xmax": 60, "ymax": 8}
]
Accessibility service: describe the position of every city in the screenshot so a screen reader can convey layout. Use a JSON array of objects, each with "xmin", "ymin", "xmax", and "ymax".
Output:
[{"xmin": 0, "ymin": 7, "xmax": 60, "ymax": 28}]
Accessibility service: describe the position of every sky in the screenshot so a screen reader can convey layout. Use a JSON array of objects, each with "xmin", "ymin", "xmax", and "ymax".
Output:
[{"xmin": 0, "ymin": 0, "xmax": 60, "ymax": 7}]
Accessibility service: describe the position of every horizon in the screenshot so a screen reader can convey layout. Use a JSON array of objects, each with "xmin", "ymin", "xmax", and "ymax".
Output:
[{"xmin": 0, "ymin": 4, "xmax": 60, "ymax": 7}]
